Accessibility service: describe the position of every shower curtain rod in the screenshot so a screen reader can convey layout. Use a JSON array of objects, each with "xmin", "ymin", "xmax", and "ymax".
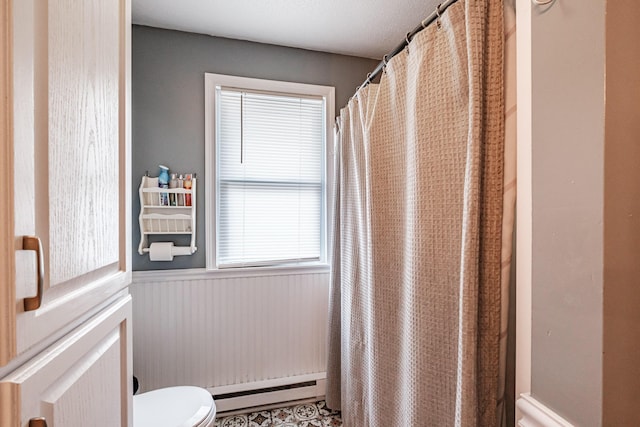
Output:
[{"xmin": 361, "ymin": 0, "xmax": 462, "ymax": 88}]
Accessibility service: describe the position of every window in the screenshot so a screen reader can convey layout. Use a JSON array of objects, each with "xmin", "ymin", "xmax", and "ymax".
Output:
[{"xmin": 205, "ymin": 74, "xmax": 335, "ymax": 269}]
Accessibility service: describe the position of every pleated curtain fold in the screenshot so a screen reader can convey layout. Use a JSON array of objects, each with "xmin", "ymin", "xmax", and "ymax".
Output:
[{"xmin": 325, "ymin": 0, "xmax": 508, "ymax": 425}]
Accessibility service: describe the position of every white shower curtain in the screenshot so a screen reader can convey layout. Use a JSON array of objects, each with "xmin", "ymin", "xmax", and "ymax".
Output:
[{"xmin": 325, "ymin": 0, "xmax": 509, "ymax": 425}]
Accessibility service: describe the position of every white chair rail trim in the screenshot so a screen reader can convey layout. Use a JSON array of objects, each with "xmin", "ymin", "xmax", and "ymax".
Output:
[
  {"xmin": 132, "ymin": 265, "xmax": 330, "ymax": 282},
  {"xmin": 517, "ymin": 393, "xmax": 575, "ymax": 427}
]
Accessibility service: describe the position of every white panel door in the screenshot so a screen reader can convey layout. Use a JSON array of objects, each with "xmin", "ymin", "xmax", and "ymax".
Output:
[
  {"xmin": 4, "ymin": 0, "xmax": 132, "ymax": 361},
  {"xmin": 0, "ymin": 296, "xmax": 133, "ymax": 427}
]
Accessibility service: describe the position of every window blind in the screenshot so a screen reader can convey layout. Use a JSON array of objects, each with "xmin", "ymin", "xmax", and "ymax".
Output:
[{"xmin": 216, "ymin": 88, "xmax": 325, "ymax": 267}]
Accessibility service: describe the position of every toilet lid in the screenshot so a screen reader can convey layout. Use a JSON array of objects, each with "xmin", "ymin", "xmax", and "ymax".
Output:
[{"xmin": 133, "ymin": 386, "xmax": 215, "ymax": 427}]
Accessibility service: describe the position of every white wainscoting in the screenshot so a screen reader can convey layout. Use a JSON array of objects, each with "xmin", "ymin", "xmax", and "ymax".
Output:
[
  {"xmin": 130, "ymin": 268, "xmax": 330, "ymax": 411},
  {"xmin": 517, "ymin": 394, "xmax": 575, "ymax": 427}
]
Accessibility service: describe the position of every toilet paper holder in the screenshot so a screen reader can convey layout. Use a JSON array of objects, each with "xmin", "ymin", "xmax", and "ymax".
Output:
[{"xmin": 142, "ymin": 242, "xmax": 196, "ymax": 261}]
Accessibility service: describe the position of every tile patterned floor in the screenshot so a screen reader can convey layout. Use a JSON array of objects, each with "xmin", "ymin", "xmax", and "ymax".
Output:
[{"xmin": 215, "ymin": 400, "xmax": 342, "ymax": 427}]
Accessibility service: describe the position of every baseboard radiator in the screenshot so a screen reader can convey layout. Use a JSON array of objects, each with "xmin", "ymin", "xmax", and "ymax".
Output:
[
  {"xmin": 130, "ymin": 268, "xmax": 330, "ymax": 412},
  {"xmin": 211, "ymin": 374, "xmax": 326, "ymax": 413}
]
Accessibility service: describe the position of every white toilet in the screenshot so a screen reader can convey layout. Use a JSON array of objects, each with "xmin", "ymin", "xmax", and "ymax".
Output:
[{"xmin": 133, "ymin": 386, "xmax": 216, "ymax": 427}]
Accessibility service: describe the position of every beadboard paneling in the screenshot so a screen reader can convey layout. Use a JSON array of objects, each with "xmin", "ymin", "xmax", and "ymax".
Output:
[{"xmin": 131, "ymin": 270, "xmax": 330, "ymax": 394}]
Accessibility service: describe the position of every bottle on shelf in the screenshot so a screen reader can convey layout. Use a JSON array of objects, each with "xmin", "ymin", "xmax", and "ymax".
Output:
[
  {"xmin": 158, "ymin": 165, "xmax": 170, "ymax": 206},
  {"xmin": 177, "ymin": 174, "xmax": 184, "ymax": 206},
  {"xmin": 184, "ymin": 173, "xmax": 193, "ymax": 206},
  {"xmin": 169, "ymin": 173, "xmax": 178, "ymax": 206}
]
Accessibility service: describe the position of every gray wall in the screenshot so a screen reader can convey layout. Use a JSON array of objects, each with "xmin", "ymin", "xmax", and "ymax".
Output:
[
  {"xmin": 530, "ymin": 1, "xmax": 605, "ymax": 425},
  {"xmin": 132, "ymin": 25, "xmax": 378, "ymax": 271}
]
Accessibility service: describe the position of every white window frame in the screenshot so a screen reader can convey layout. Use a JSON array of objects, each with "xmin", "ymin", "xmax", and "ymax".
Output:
[{"xmin": 204, "ymin": 73, "xmax": 335, "ymax": 272}]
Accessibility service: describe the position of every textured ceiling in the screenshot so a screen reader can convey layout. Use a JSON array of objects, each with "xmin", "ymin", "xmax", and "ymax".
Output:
[{"xmin": 132, "ymin": 0, "xmax": 442, "ymax": 59}]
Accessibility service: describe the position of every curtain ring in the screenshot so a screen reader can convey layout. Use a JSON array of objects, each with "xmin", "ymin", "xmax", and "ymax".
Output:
[
  {"xmin": 405, "ymin": 32, "xmax": 411, "ymax": 54},
  {"xmin": 382, "ymin": 54, "xmax": 389, "ymax": 73},
  {"xmin": 435, "ymin": 3, "xmax": 443, "ymax": 29}
]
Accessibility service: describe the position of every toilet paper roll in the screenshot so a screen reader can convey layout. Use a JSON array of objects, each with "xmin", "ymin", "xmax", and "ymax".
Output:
[{"xmin": 149, "ymin": 242, "xmax": 174, "ymax": 261}]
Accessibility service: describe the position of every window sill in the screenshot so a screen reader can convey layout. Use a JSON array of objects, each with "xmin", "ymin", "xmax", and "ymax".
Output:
[{"xmin": 132, "ymin": 263, "xmax": 331, "ymax": 282}]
